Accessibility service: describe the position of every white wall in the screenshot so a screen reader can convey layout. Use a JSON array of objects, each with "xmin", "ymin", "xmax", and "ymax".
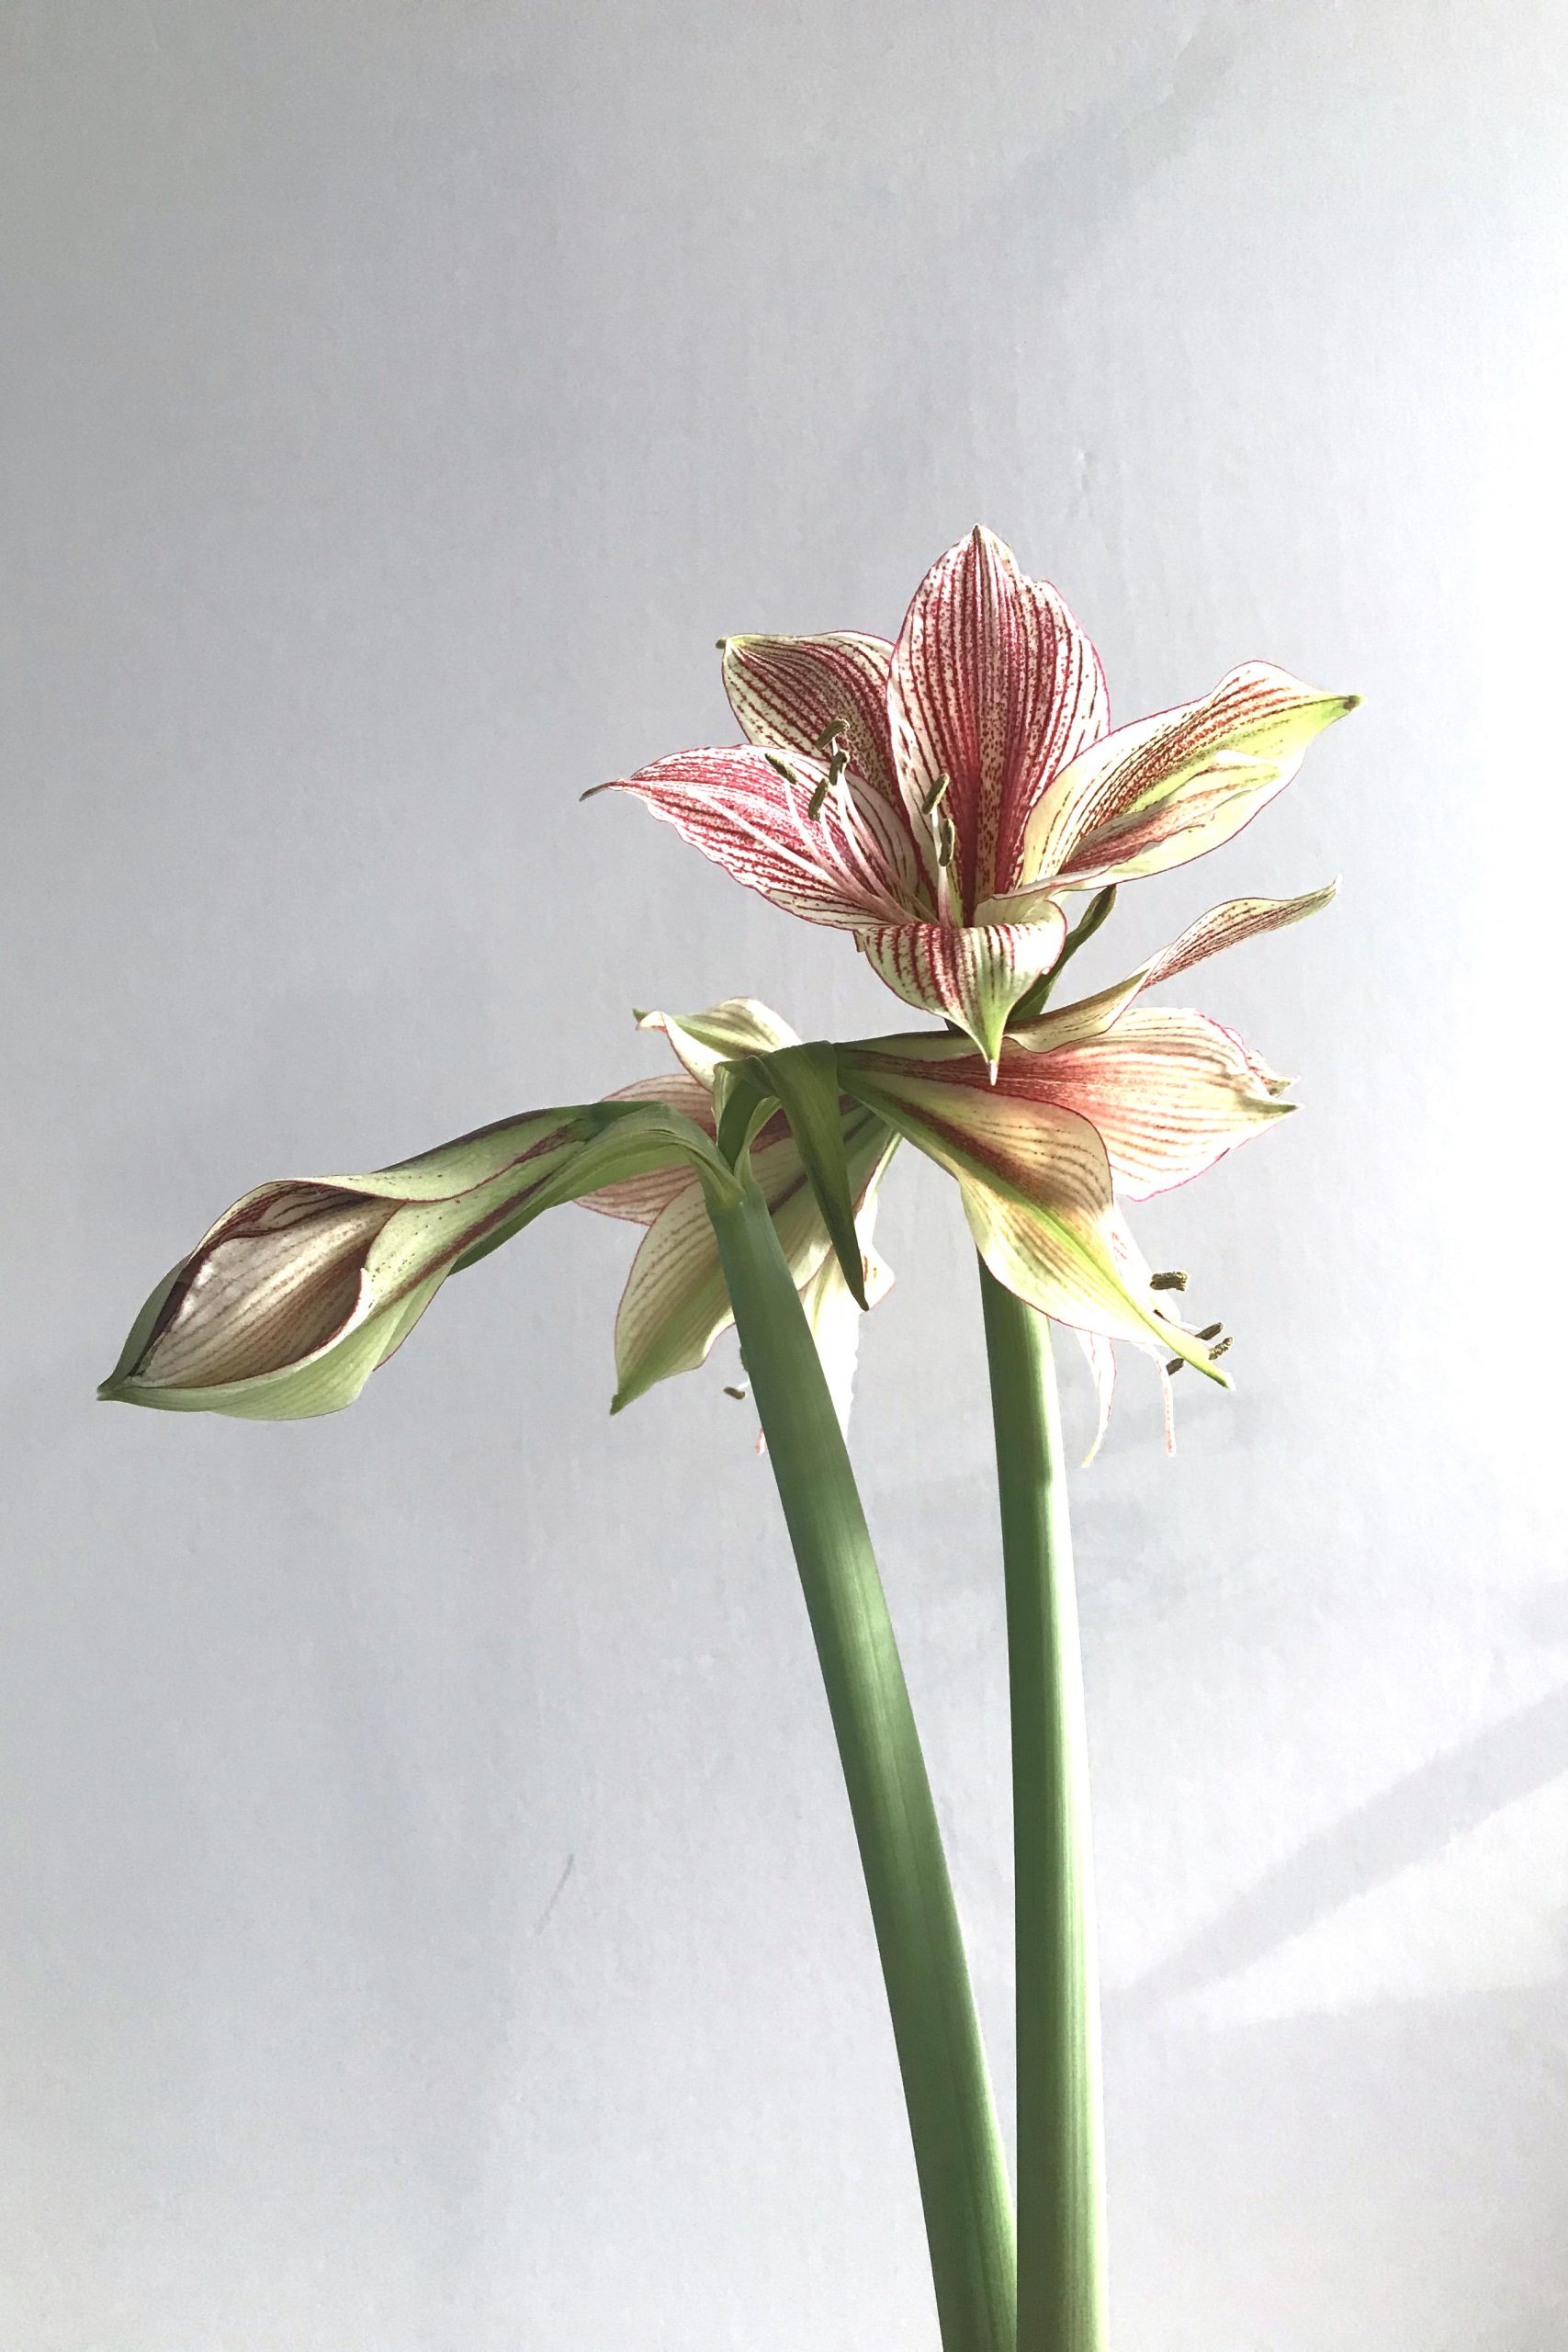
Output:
[{"xmin": 4, "ymin": 4, "xmax": 1565, "ymax": 2346}]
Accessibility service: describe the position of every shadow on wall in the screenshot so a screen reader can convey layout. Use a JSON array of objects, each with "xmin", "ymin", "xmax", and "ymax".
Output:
[{"xmin": 1114, "ymin": 1682, "xmax": 1568, "ymax": 2015}]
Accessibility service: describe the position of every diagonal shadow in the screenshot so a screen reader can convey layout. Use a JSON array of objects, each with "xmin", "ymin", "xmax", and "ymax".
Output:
[{"xmin": 1111, "ymin": 1683, "xmax": 1568, "ymax": 2016}]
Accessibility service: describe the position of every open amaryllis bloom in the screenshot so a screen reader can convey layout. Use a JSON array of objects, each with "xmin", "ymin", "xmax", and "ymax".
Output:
[
  {"xmin": 594, "ymin": 526, "xmax": 1357, "ymax": 1070},
  {"xmin": 620, "ymin": 881, "xmax": 1335, "ymax": 1450}
]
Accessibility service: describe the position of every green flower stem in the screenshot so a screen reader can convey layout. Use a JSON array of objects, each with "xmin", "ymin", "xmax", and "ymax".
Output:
[
  {"xmin": 977, "ymin": 1258, "xmax": 1107, "ymax": 2352},
  {"xmin": 708, "ymin": 1180, "xmax": 1017, "ymax": 2352}
]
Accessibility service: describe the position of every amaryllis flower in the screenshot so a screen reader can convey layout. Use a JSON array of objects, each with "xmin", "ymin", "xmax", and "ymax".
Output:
[
  {"xmin": 593, "ymin": 526, "xmax": 1356, "ymax": 1071},
  {"xmin": 99, "ymin": 888, "xmax": 1326, "ymax": 1446},
  {"xmin": 620, "ymin": 882, "xmax": 1335, "ymax": 1447}
]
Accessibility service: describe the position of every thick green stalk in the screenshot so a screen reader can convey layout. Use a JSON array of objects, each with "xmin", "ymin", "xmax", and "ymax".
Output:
[
  {"xmin": 709, "ymin": 1182, "xmax": 1017, "ymax": 2352},
  {"xmin": 977, "ymin": 1259, "xmax": 1107, "ymax": 2352}
]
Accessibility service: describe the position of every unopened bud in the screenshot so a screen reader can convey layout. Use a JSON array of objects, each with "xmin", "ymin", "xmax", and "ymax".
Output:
[{"xmin": 98, "ymin": 1098, "xmax": 717, "ymax": 1421}]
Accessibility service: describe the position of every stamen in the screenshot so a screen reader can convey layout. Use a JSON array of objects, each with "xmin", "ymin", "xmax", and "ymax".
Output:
[
  {"xmin": 921, "ymin": 773, "xmax": 952, "ymax": 817},
  {"xmin": 1151, "ymin": 1269, "xmax": 1189, "ymax": 1292},
  {"xmin": 807, "ymin": 744, "xmax": 848, "ymax": 821}
]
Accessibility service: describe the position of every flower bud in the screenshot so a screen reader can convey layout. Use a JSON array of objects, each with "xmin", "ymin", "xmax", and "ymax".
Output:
[{"xmin": 99, "ymin": 1097, "xmax": 731, "ymax": 1421}]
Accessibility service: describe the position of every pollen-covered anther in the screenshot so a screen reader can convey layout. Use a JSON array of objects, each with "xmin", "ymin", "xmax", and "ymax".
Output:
[
  {"xmin": 936, "ymin": 812, "xmax": 957, "ymax": 868},
  {"xmin": 763, "ymin": 751, "xmax": 807, "ymax": 788},
  {"xmin": 1150, "ymin": 1269, "xmax": 1189, "ymax": 1292},
  {"xmin": 921, "ymin": 773, "xmax": 952, "ymax": 818},
  {"xmin": 813, "ymin": 718, "xmax": 847, "ymax": 751},
  {"xmin": 1208, "ymin": 1336, "xmax": 1234, "ymax": 1363},
  {"xmin": 723, "ymin": 1384, "xmax": 749, "ymax": 1400}
]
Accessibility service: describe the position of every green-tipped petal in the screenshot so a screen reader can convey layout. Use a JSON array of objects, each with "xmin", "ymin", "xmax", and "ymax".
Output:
[
  {"xmin": 858, "ymin": 915, "xmax": 1067, "ymax": 1073},
  {"xmin": 634, "ymin": 998, "xmax": 802, "ymax": 1089},
  {"xmin": 840, "ymin": 1057, "xmax": 1225, "ymax": 1381},
  {"xmin": 1021, "ymin": 665, "xmax": 1357, "ymax": 889}
]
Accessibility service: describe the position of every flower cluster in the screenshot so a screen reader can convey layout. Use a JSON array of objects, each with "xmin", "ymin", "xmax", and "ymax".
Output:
[{"xmin": 102, "ymin": 528, "xmax": 1354, "ymax": 1454}]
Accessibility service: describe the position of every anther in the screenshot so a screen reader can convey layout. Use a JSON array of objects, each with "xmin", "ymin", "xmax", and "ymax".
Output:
[
  {"xmin": 1209, "ymin": 1337, "xmax": 1234, "ymax": 1362},
  {"xmin": 921, "ymin": 773, "xmax": 952, "ymax": 817},
  {"xmin": 1165, "ymin": 1356, "xmax": 1186, "ymax": 1376},
  {"xmin": 764, "ymin": 752, "xmax": 806, "ymax": 787},
  {"xmin": 1198, "ymin": 1322, "xmax": 1224, "ymax": 1341},
  {"xmin": 723, "ymin": 1385, "xmax": 749, "ymax": 1401},
  {"xmin": 813, "ymin": 718, "xmax": 847, "ymax": 751},
  {"xmin": 1150, "ymin": 1269, "xmax": 1189, "ymax": 1292}
]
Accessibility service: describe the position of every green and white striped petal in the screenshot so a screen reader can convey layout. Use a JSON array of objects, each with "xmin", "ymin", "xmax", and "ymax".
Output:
[
  {"xmin": 840, "ymin": 1054, "xmax": 1224, "ymax": 1378},
  {"xmin": 611, "ymin": 1111, "xmax": 897, "ymax": 1413}
]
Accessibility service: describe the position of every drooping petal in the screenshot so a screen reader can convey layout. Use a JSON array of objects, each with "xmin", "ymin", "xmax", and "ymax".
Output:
[
  {"xmin": 1021, "ymin": 663, "xmax": 1358, "ymax": 888},
  {"xmin": 858, "ymin": 913, "xmax": 1068, "ymax": 1073},
  {"xmin": 998, "ymin": 1007, "xmax": 1295, "ymax": 1199},
  {"xmin": 886, "ymin": 526, "xmax": 1108, "ymax": 913},
  {"xmin": 578, "ymin": 1075, "xmax": 716, "ymax": 1224},
  {"xmin": 611, "ymin": 1111, "xmax": 896, "ymax": 1412},
  {"xmin": 840, "ymin": 1053, "xmax": 1223, "ymax": 1377},
  {"xmin": 1077, "ymin": 1329, "xmax": 1116, "ymax": 1466},
  {"xmin": 722, "ymin": 631, "xmax": 903, "ymax": 810},
  {"xmin": 796, "ymin": 1145, "xmax": 897, "ymax": 1433},
  {"xmin": 634, "ymin": 997, "xmax": 803, "ymax": 1089},
  {"xmin": 591, "ymin": 747, "xmax": 919, "ymax": 928}
]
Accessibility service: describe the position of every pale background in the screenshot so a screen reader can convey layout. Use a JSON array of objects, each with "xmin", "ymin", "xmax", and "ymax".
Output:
[{"xmin": 4, "ymin": 4, "xmax": 1565, "ymax": 2346}]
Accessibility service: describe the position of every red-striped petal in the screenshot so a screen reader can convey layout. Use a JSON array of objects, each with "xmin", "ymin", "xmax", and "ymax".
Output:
[
  {"xmin": 886, "ymin": 526, "xmax": 1108, "ymax": 915},
  {"xmin": 857, "ymin": 913, "xmax": 1067, "ymax": 1072},
  {"xmin": 592, "ymin": 746, "xmax": 919, "ymax": 928},
  {"xmin": 578, "ymin": 1076, "xmax": 715, "ymax": 1224},
  {"xmin": 1003, "ymin": 1009, "xmax": 1294, "ymax": 1199},
  {"xmin": 1021, "ymin": 664, "xmax": 1357, "ymax": 888},
  {"xmin": 722, "ymin": 632, "xmax": 899, "ymax": 797}
]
